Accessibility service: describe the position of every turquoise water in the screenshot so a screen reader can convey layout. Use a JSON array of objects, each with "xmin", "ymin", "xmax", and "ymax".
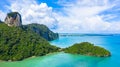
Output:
[{"xmin": 0, "ymin": 35, "xmax": 120, "ymax": 67}]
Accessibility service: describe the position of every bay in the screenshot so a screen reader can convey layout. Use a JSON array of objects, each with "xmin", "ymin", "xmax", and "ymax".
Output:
[{"xmin": 0, "ymin": 34, "xmax": 120, "ymax": 67}]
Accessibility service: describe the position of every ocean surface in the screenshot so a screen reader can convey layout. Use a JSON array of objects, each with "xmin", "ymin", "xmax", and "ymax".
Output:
[{"xmin": 0, "ymin": 34, "xmax": 120, "ymax": 67}]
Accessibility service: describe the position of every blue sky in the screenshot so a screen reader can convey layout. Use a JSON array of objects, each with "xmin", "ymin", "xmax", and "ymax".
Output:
[
  {"xmin": 0, "ymin": 0, "xmax": 120, "ymax": 33},
  {"xmin": 36, "ymin": 0, "xmax": 62, "ymax": 8}
]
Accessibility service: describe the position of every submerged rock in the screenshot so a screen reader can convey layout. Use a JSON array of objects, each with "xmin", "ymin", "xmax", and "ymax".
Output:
[{"xmin": 5, "ymin": 12, "xmax": 22, "ymax": 27}]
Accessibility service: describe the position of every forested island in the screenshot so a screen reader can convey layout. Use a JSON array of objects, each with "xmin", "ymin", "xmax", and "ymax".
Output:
[
  {"xmin": 64, "ymin": 42, "xmax": 111, "ymax": 57},
  {"xmin": 0, "ymin": 12, "xmax": 59, "ymax": 61},
  {"xmin": 0, "ymin": 12, "xmax": 111, "ymax": 61},
  {"xmin": 0, "ymin": 22, "xmax": 60, "ymax": 61}
]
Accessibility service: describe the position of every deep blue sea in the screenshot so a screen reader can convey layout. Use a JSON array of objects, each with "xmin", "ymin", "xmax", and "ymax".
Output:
[{"xmin": 0, "ymin": 34, "xmax": 120, "ymax": 67}]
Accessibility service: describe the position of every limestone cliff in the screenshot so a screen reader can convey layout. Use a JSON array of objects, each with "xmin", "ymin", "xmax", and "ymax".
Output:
[
  {"xmin": 5, "ymin": 12, "xmax": 22, "ymax": 27},
  {"xmin": 23, "ymin": 23, "xmax": 59, "ymax": 41},
  {"xmin": 4, "ymin": 12, "xmax": 58, "ymax": 41}
]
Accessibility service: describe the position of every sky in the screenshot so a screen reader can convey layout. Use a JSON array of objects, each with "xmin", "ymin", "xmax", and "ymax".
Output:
[{"xmin": 0, "ymin": 0, "xmax": 120, "ymax": 33}]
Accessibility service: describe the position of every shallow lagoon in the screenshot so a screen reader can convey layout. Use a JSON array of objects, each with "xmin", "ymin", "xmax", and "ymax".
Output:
[{"xmin": 0, "ymin": 34, "xmax": 120, "ymax": 67}]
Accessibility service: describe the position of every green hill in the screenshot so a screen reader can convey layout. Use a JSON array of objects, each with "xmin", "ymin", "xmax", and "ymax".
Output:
[
  {"xmin": 0, "ymin": 23, "xmax": 59, "ymax": 61},
  {"xmin": 23, "ymin": 23, "xmax": 59, "ymax": 41},
  {"xmin": 64, "ymin": 42, "xmax": 111, "ymax": 57}
]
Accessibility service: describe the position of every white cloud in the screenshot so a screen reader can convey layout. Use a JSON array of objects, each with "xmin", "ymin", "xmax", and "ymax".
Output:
[
  {"xmin": 7, "ymin": 0, "xmax": 57, "ymax": 29},
  {"xmin": 52, "ymin": 0, "xmax": 120, "ymax": 33},
  {"xmin": 0, "ymin": 10, "xmax": 6, "ymax": 21},
  {"xmin": 1, "ymin": 0, "xmax": 120, "ymax": 33}
]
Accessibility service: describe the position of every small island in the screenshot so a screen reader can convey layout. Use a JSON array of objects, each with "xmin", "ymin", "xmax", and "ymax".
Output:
[{"xmin": 64, "ymin": 42, "xmax": 111, "ymax": 57}]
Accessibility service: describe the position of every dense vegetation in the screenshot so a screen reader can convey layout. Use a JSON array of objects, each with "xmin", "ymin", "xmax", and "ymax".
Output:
[
  {"xmin": 0, "ymin": 20, "xmax": 111, "ymax": 61},
  {"xmin": 23, "ymin": 23, "xmax": 59, "ymax": 41},
  {"xmin": 0, "ymin": 23, "xmax": 59, "ymax": 61},
  {"xmin": 64, "ymin": 42, "xmax": 111, "ymax": 57}
]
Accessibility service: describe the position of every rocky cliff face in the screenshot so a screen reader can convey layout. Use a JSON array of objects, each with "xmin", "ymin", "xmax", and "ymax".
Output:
[
  {"xmin": 5, "ymin": 12, "xmax": 22, "ymax": 27},
  {"xmin": 4, "ymin": 12, "xmax": 58, "ymax": 41},
  {"xmin": 23, "ymin": 23, "xmax": 59, "ymax": 41}
]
